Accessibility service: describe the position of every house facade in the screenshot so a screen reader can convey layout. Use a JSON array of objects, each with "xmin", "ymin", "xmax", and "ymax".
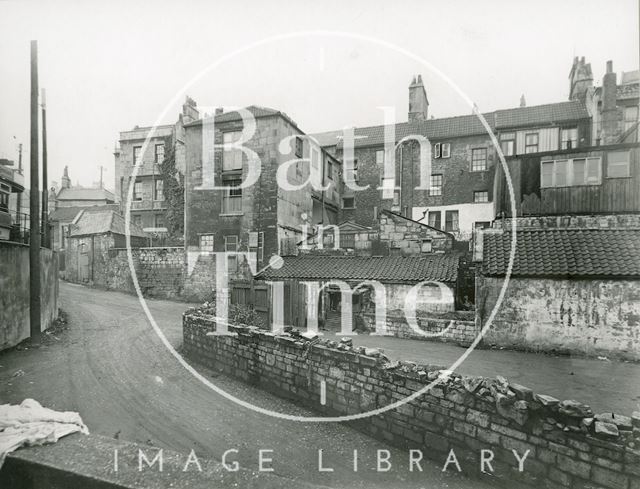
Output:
[
  {"xmin": 183, "ymin": 105, "xmax": 341, "ymax": 276},
  {"xmin": 314, "ymin": 68, "xmax": 600, "ymax": 241},
  {"xmin": 114, "ymin": 96, "xmax": 199, "ymax": 232}
]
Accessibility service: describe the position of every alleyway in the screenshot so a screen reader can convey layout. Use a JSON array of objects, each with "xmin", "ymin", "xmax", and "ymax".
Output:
[
  {"xmin": 323, "ymin": 332, "xmax": 640, "ymax": 416},
  {"xmin": 0, "ymin": 282, "xmax": 492, "ymax": 489}
]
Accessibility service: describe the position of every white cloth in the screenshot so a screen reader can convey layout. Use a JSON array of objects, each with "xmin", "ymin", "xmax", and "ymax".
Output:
[{"xmin": 0, "ymin": 399, "xmax": 89, "ymax": 467}]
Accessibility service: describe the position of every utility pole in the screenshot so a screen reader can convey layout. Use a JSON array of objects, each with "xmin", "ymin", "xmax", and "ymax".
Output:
[
  {"xmin": 29, "ymin": 40, "xmax": 41, "ymax": 342},
  {"xmin": 41, "ymin": 88, "xmax": 48, "ymax": 248}
]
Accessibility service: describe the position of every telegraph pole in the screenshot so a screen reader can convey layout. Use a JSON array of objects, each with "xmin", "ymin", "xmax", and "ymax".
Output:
[
  {"xmin": 41, "ymin": 88, "xmax": 48, "ymax": 248},
  {"xmin": 29, "ymin": 40, "xmax": 41, "ymax": 342}
]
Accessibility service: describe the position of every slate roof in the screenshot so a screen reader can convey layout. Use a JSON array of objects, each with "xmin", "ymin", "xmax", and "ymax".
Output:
[
  {"xmin": 49, "ymin": 204, "xmax": 120, "ymax": 222},
  {"xmin": 257, "ymin": 254, "xmax": 460, "ymax": 283},
  {"xmin": 312, "ymin": 100, "xmax": 590, "ymax": 148},
  {"xmin": 56, "ymin": 187, "xmax": 115, "ymax": 202},
  {"xmin": 69, "ymin": 210, "xmax": 147, "ymax": 238},
  {"xmin": 482, "ymin": 229, "xmax": 640, "ymax": 278}
]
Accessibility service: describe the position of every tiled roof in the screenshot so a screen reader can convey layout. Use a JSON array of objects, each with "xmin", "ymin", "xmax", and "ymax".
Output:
[
  {"xmin": 482, "ymin": 229, "xmax": 640, "ymax": 278},
  {"xmin": 69, "ymin": 210, "xmax": 147, "ymax": 238},
  {"xmin": 257, "ymin": 254, "xmax": 460, "ymax": 283},
  {"xmin": 49, "ymin": 204, "xmax": 120, "ymax": 222},
  {"xmin": 313, "ymin": 101, "xmax": 590, "ymax": 148},
  {"xmin": 56, "ymin": 187, "xmax": 115, "ymax": 202}
]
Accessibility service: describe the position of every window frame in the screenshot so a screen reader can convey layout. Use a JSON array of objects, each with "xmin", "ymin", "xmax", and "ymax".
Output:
[
  {"xmin": 375, "ymin": 149, "xmax": 385, "ymax": 165},
  {"xmin": 133, "ymin": 181, "xmax": 143, "ymax": 201},
  {"xmin": 199, "ymin": 234, "xmax": 214, "ymax": 252},
  {"xmin": 342, "ymin": 197, "xmax": 355, "ymax": 209},
  {"xmin": 221, "ymin": 177, "xmax": 243, "ymax": 214},
  {"xmin": 428, "ymin": 211, "xmax": 441, "ymax": 230},
  {"xmin": 471, "ymin": 148, "xmax": 487, "ymax": 172},
  {"xmin": 444, "ymin": 210, "xmax": 459, "ymax": 232},
  {"xmin": 154, "ymin": 179, "xmax": 164, "ymax": 201},
  {"xmin": 295, "ymin": 136, "xmax": 303, "ymax": 158},
  {"xmin": 540, "ymin": 157, "xmax": 602, "ymax": 188},
  {"xmin": 607, "ymin": 150, "xmax": 631, "ymax": 179},
  {"xmin": 154, "ymin": 143, "xmax": 165, "ymax": 164},
  {"xmin": 154, "ymin": 214, "xmax": 165, "ymax": 228},
  {"xmin": 441, "ymin": 143, "xmax": 451, "ymax": 159},
  {"xmin": 434, "ymin": 143, "xmax": 441, "ymax": 159},
  {"xmin": 222, "ymin": 131, "xmax": 243, "ymax": 172},
  {"xmin": 500, "ymin": 132, "xmax": 515, "ymax": 157},
  {"xmin": 524, "ymin": 133, "xmax": 539, "ymax": 154},
  {"xmin": 560, "ymin": 128, "xmax": 578, "ymax": 150},
  {"xmin": 473, "ymin": 190, "xmax": 489, "ymax": 203},
  {"xmin": 429, "ymin": 174, "xmax": 443, "ymax": 196},
  {"xmin": 133, "ymin": 146, "xmax": 142, "ymax": 166}
]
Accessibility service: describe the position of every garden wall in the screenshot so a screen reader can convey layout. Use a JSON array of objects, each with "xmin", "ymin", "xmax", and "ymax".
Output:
[{"xmin": 183, "ymin": 313, "xmax": 640, "ymax": 489}]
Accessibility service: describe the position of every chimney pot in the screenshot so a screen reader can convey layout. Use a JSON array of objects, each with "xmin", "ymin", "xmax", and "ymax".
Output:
[{"xmin": 606, "ymin": 60, "xmax": 613, "ymax": 73}]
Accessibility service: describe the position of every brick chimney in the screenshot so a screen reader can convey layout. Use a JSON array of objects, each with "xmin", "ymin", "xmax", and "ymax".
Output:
[
  {"xmin": 61, "ymin": 165, "xmax": 71, "ymax": 189},
  {"xmin": 601, "ymin": 60, "xmax": 618, "ymax": 144},
  {"xmin": 408, "ymin": 75, "xmax": 429, "ymax": 123},
  {"xmin": 568, "ymin": 56, "xmax": 593, "ymax": 101},
  {"xmin": 182, "ymin": 96, "xmax": 199, "ymax": 123}
]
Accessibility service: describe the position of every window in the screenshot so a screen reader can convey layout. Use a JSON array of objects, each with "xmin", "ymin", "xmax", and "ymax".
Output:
[
  {"xmin": 421, "ymin": 240, "xmax": 432, "ymax": 253},
  {"xmin": 393, "ymin": 189, "xmax": 400, "ymax": 206},
  {"xmin": 222, "ymin": 131, "xmax": 243, "ymax": 171},
  {"xmin": 471, "ymin": 148, "xmax": 487, "ymax": 171},
  {"xmin": 607, "ymin": 151, "xmax": 630, "ymax": 178},
  {"xmin": 341, "ymin": 233, "xmax": 355, "ymax": 249},
  {"xmin": 525, "ymin": 133, "xmax": 539, "ymax": 153},
  {"xmin": 154, "ymin": 179, "xmax": 164, "ymax": 201},
  {"xmin": 133, "ymin": 181, "xmax": 143, "ymax": 201},
  {"xmin": 375, "ymin": 149, "xmax": 384, "ymax": 165},
  {"xmin": 429, "ymin": 174, "xmax": 443, "ymax": 196},
  {"xmin": 474, "ymin": 191, "xmax": 489, "ymax": 203},
  {"xmin": 342, "ymin": 197, "xmax": 355, "ymax": 209},
  {"xmin": 133, "ymin": 146, "xmax": 141, "ymax": 166},
  {"xmin": 348, "ymin": 158, "xmax": 359, "ymax": 182},
  {"xmin": 0, "ymin": 190, "xmax": 8, "ymax": 212},
  {"xmin": 225, "ymin": 235, "xmax": 239, "ymax": 272},
  {"xmin": 445, "ymin": 210, "xmax": 459, "ymax": 232},
  {"xmin": 295, "ymin": 136, "xmax": 303, "ymax": 158},
  {"xmin": 132, "ymin": 215, "xmax": 142, "ymax": 227},
  {"xmin": 326, "ymin": 161, "xmax": 333, "ymax": 180},
  {"xmin": 561, "ymin": 128, "xmax": 578, "ymax": 150},
  {"xmin": 154, "ymin": 214, "xmax": 165, "ymax": 228},
  {"xmin": 155, "ymin": 143, "xmax": 165, "ymax": 163},
  {"xmin": 249, "ymin": 231, "xmax": 264, "ymax": 262},
  {"xmin": 624, "ymin": 106, "xmax": 639, "ymax": 131},
  {"xmin": 434, "ymin": 143, "xmax": 441, "ymax": 158},
  {"xmin": 441, "ymin": 143, "xmax": 451, "ymax": 158},
  {"xmin": 199, "ymin": 234, "xmax": 214, "ymax": 252},
  {"xmin": 541, "ymin": 157, "xmax": 602, "ymax": 187},
  {"xmin": 222, "ymin": 178, "xmax": 242, "ymax": 214},
  {"xmin": 428, "ymin": 211, "xmax": 441, "ymax": 229},
  {"xmin": 500, "ymin": 133, "xmax": 515, "ymax": 156}
]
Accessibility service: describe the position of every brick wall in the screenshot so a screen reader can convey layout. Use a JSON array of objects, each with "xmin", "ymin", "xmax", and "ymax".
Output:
[
  {"xmin": 476, "ymin": 275, "xmax": 640, "ymax": 361},
  {"xmin": 183, "ymin": 314, "xmax": 640, "ymax": 489}
]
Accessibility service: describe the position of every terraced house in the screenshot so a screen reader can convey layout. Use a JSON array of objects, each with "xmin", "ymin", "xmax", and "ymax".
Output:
[{"xmin": 314, "ymin": 69, "xmax": 594, "ymax": 241}]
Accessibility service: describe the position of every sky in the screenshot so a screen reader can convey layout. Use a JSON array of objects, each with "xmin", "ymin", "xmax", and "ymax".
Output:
[{"xmin": 0, "ymin": 0, "xmax": 638, "ymax": 191}]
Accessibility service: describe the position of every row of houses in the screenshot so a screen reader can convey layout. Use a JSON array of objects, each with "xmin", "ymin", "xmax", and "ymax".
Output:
[{"xmin": 50, "ymin": 55, "xmax": 640, "ymax": 358}]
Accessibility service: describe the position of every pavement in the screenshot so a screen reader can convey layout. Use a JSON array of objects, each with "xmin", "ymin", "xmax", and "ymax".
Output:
[{"xmin": 0, "ymin": 282, "xmax": 494, "ymax": 489}]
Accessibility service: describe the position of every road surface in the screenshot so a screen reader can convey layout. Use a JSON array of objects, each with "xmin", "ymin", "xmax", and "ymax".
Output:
[{"xmin": 0, "ymin": 282, "xmax": 492, "ymax": 489}]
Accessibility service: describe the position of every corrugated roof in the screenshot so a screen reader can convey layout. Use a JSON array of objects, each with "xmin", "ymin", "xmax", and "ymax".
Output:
[
  {"xmin": 482, "ymin": 229, "xmax": 640, "ymax": 278},
  {"xmin": 312, "ymin": 101, "xmax": 590, "ymax": 148},
  {"xmin": 56, "ymin": 187, "xmax": 115, "ymax": 202},
  {"xmin": 69, "ymin": 210, "xmax": 147, "ymax": 238},
  {"xmin": 257, "ymin": 254, "xmax": 460, "ymax": 283}
]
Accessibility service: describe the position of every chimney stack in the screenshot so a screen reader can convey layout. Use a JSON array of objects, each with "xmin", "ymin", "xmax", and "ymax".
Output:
[
  {"xmin": 408, "ymin": 75, "xmax": 429, "ymax": 123},
  {"xmin": 601, "ymin": 60, "xmax": 618, "ymax": 144},
  {"xmin": 61, "ymin": 165, "xmax": 71, "ymax": 189},
  {"xmin": 520, "ymin": 94, "xmax": 526, "ymax": 107}
]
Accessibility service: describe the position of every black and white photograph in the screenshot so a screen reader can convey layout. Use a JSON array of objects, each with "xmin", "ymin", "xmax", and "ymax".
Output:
[{"xmin": 0, "ymin": 1, "xmax": 639, "ymax": 488}]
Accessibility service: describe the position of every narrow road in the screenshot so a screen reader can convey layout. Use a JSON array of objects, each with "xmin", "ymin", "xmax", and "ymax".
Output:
[{"xmin": 0, "ymin": 282, "xmax": 490, "ymax": 489}]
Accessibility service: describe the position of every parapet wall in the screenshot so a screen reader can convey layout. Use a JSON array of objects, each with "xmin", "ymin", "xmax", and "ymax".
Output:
[{"xmin": 183, "ymin": 312, "xmax": 640, "ymax": 489}]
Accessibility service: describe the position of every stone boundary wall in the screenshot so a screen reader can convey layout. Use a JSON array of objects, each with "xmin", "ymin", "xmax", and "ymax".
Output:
[
  {"xmin": 362, "ymin": 312, "xmax": 478, "ymax": 346},
  {"xmin": 183, "ymin": 313, "xmax": 640, "ymax": 489}
]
